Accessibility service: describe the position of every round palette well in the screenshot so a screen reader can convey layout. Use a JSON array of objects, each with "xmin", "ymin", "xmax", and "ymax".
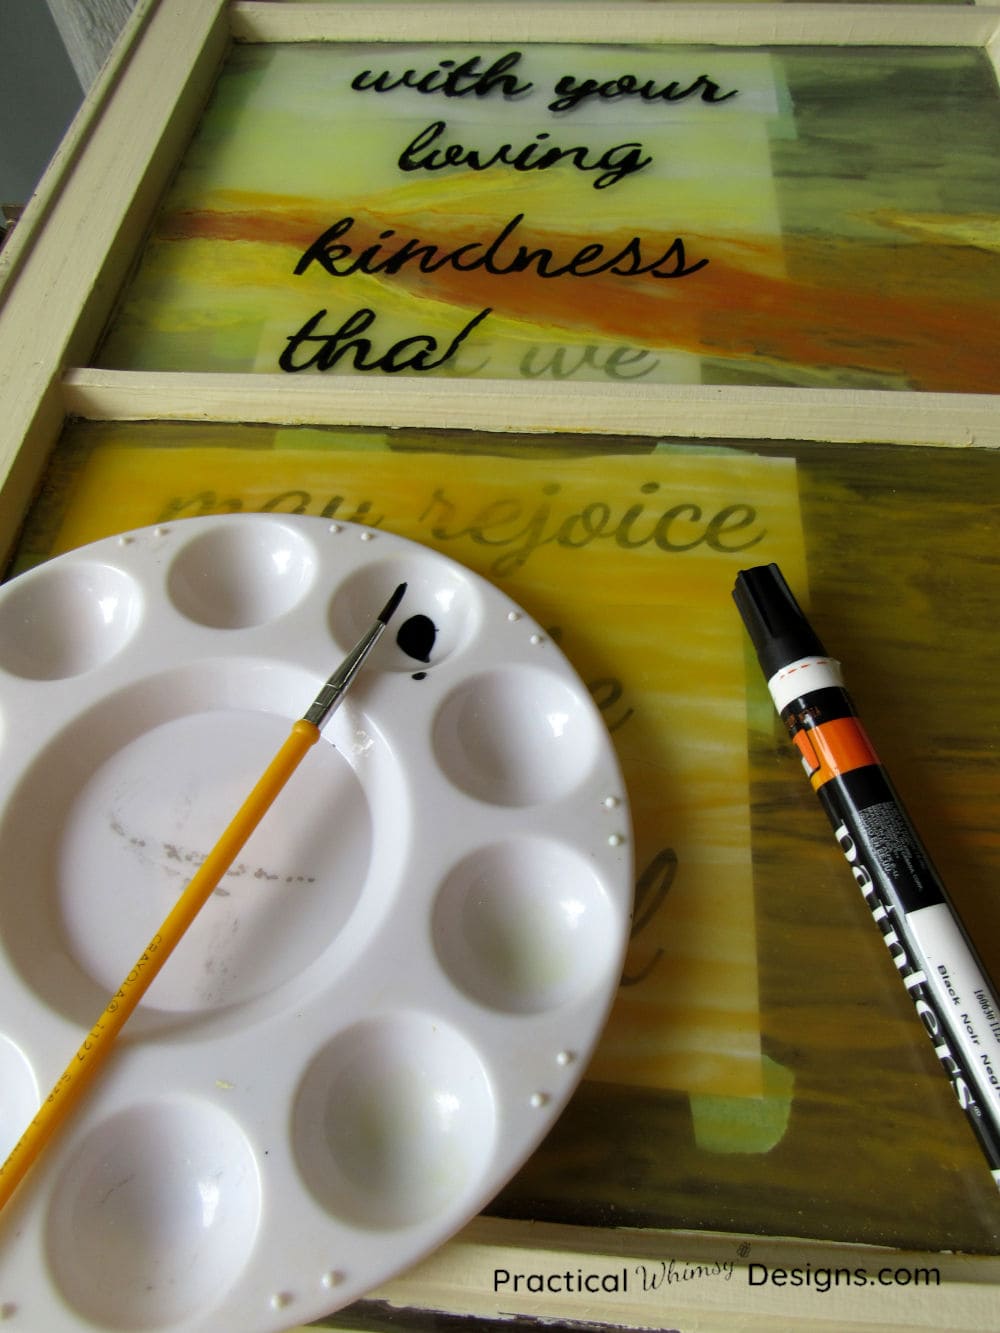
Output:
[{"xmin": 0, "ymin": 515, "xmax": 633, "ymax": 1332}]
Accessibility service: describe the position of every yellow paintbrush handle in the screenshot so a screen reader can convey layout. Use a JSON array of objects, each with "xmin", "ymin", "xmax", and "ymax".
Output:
[
  {"xmin": 0, "ymin": 579, "xmax": 406, "ymax": 1218},
  {"xmin": 0, "ymin": 717, "xmax": 320, "ymax": 1213}
]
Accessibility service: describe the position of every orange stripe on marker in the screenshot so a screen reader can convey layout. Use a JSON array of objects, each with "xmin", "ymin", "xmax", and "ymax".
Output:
[{"xmin": 793, "ymin": 716, "xmax": 880, "ymax": 790}]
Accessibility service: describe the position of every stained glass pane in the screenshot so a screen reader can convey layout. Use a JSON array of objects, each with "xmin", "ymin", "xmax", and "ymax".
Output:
[
  {"xmin": 14, "ymin": 419, "xmax": 1000, "ymax": 1248},
  {"xmin": 95, "ymin": 42, "xmax": 1000, "ymax": 392}
]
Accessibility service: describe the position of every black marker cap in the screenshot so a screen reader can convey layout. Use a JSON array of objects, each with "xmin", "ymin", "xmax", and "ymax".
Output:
[{"xmin": 732, "ymin": 563, "xmax": 827, "ymax": 680}]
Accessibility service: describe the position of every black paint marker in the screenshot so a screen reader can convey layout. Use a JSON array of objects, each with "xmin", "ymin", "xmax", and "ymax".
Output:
[{"xmin": 733, "ymin": 562, "xmax": 1000, "ymax": 1188}]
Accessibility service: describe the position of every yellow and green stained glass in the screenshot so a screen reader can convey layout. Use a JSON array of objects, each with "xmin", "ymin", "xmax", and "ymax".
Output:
[{"xmin": 98, "ymin": 42, "xmax": 1000, "ymax": 392}]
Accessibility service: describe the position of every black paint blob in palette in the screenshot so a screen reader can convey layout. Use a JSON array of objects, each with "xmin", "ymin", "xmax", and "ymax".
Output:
[{"xmin": 397, "ymin": 614, "xmax": 438, "ymax": 678}]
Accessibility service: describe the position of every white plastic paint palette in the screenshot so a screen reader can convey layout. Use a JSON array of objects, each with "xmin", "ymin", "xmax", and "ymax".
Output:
[{"xmin": 0, "ymin": 515, "xmax": 632, "ymax": 1333}]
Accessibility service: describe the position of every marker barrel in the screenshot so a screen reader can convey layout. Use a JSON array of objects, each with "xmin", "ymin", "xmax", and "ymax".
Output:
[
  {"xmin": 773, "ymin": 657, "xmax": 1000, "ymax": 1184},
  {"xmin": 734, "ymin": 563, "xmax": 1000, "ymax": 1190}
]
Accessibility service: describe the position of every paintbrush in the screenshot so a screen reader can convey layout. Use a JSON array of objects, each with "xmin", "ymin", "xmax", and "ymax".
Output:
[{"xmin": 0, "ymin": 582, "xmax": 407, "ymax": 1213}]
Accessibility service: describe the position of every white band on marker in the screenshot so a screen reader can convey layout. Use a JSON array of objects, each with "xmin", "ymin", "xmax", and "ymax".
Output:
[{"xmin": 767, "ymin": 656, "xmax": 844, "ymax": 714}]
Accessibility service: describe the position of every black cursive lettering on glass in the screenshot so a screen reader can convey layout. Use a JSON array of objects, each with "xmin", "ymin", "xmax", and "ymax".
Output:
[
  {"xmin": 548, "ymin": 71, "xmax": 739, "ymax": 114},
  {"xmin": 279, "ymin": 305, "xmax": 491, "ymax": 374},
  {"xmin": 294, "ymin": 215, "xmax": 707, "ymax": 283},
  {"xmin": 398, "ymin": 121, "xmax": 652, "ymax": 190},
  {"xmin": 350, "ymin": 50, "xmax": 533, "ymax": 100}
]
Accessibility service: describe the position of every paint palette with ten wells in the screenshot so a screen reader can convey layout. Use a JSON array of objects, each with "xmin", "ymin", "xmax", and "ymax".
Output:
[{"xmin": 0, "ymin": 515, "xmax": 633, "ymax": 1332}]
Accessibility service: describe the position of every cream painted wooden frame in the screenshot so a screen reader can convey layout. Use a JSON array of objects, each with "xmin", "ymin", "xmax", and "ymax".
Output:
[{"xmin": 0, "ymin": 3, "xmax": 998, "ymax": 1330}]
